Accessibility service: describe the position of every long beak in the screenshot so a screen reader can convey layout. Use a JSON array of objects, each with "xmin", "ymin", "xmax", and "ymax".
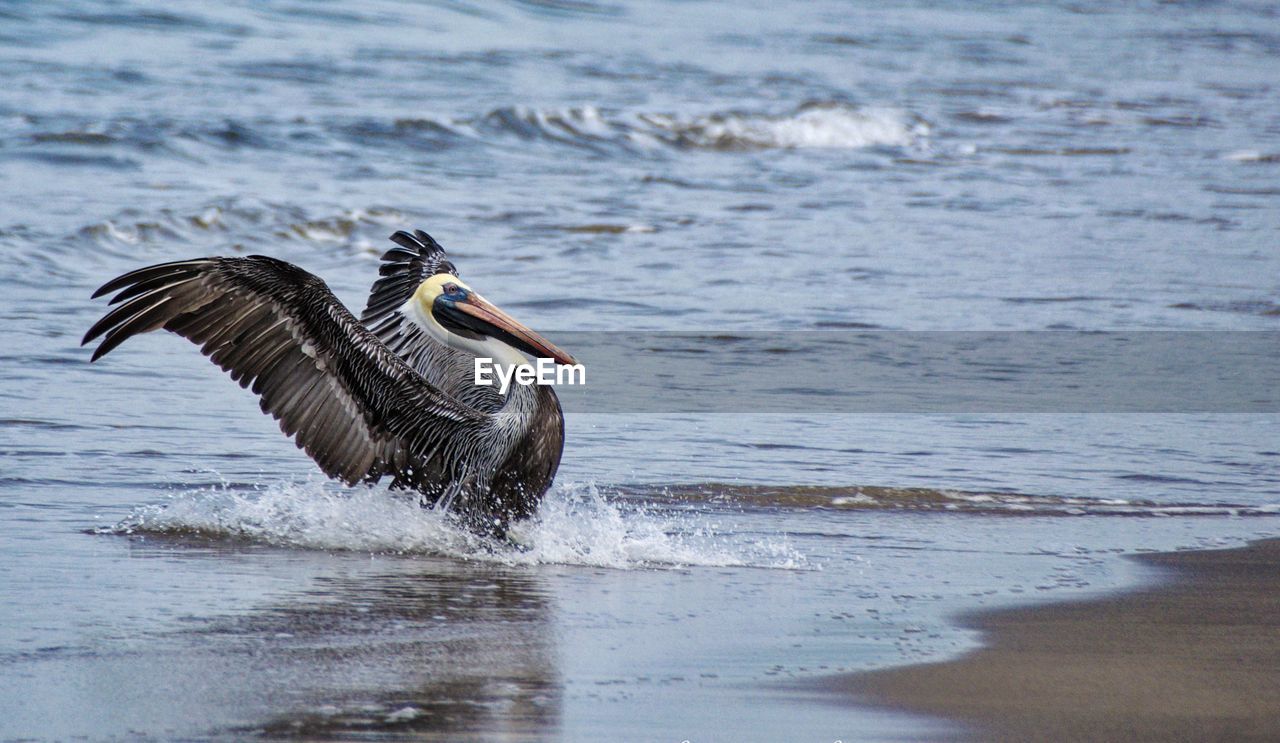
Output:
[{"xmin": 453, "ymin": 294, "xmax": 578, "ymax": 366}]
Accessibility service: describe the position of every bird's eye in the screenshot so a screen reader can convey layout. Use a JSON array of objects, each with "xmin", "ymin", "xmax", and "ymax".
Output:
[{"xmin": 443, "ymin": 283, "xmax": 461, "ymax": 295}]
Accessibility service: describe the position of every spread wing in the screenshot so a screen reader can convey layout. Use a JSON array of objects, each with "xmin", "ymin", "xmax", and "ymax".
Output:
[
  {"xmin": 83, "ymin": 255, "xmax": 485, "ymax": 492},
  {"xmin": 360, "ymin": 229, "xmax": 503, "ymax": 412},
  {"xmin": 360, "ymin": 229, "xmax": 456, "ymax": 374}
]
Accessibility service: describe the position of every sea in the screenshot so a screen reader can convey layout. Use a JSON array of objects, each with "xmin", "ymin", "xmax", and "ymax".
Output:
[{"xmin": 1, "ymin": 1, "xmax": 1278, "ymax": 740}]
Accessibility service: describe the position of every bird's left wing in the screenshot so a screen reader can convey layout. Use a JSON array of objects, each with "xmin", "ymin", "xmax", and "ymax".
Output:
[
  {"xmin": 83, "ymin": 255, "xmax": 484, "ymax": 490},
  {"xmin": 360, "ymin": 229, "xmax": 456, "ymax": 375},
  {"xmin": 359, "ymin": 230, "xmax": 506, "ymax": 412}
]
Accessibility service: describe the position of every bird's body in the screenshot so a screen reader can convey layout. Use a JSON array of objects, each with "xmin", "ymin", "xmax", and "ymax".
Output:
[{"xmin": 83, "ymin": 230, "xmax": 575, "ymax": 537}]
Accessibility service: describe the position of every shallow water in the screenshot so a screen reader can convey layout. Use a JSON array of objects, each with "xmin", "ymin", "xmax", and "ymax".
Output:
[{"xmin": 2, "ymin": 0, "xmax": 1279, "ymax": 740}]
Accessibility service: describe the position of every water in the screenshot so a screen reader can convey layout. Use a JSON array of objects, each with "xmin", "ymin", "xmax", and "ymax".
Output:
[{"xmin": 2, "ymin": 0, "xmax": 1279, "ymax": 739}]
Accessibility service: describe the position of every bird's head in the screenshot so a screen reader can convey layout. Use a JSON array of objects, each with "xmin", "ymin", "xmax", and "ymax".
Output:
[{"xmin": 406, "ymin": 273, "xmax": 577, "ymax": 367}]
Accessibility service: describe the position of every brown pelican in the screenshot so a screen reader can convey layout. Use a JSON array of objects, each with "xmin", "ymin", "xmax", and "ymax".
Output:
[{"xmin": 83, "ymin": 230, "xmax": 576, "ymax": 537}]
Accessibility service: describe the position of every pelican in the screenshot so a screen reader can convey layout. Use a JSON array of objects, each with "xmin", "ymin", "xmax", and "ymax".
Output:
[{"xmin": 83, "ymin": 230, "xmax": 576, "ymax": 537}]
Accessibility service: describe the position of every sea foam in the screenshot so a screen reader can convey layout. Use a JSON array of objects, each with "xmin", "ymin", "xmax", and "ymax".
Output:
[
  {"xmin": 643, "ymin": 104, "xmax": 929, "ymax": 150},
  {"xmin": 109, "ymin": 478, "xmax": 807, "ymax": 570},
  {"xmin": 432, "ymin": 101, "xmax": 929, "ymax": 152}
]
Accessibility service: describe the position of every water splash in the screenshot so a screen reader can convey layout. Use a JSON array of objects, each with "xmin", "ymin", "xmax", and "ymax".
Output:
[{"xmin": 107, "ymin": 479, "xmax": 807, "ymax": 570}]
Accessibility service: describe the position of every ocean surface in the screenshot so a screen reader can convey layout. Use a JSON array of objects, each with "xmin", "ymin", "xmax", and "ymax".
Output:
[{"xmin": 2, "ymin": 0, "xmax": 1278, "ymax": 740}]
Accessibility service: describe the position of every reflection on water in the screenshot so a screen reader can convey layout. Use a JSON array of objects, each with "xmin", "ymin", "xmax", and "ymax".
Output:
[
  {"xmin": 218, "ymin": 563, "xmax": 559, "ymax": 740},
  {"xmin": 7, "ymin": 538, "xmax": 560, "ymax": 741}
]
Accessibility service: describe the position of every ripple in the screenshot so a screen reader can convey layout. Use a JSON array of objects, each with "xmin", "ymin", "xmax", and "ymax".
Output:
[
  {"xmin": 510, "ymin": 0, "xmax": 624, "ymax": 18},
  {"xmin": 558, "ymin": 223, "xmax": 655, "ymax": 234},
  {"xmin": 990, "ymin": 146, "xmax": 1130, "ymax": 157},
  {"xmin": 1142, "ymin": 115, "xmax": 1218, "ymax": 128},
  {"xmin": 230, "ymin": 59, "xmax": 375, "ymax": 85},
  {"xmin": 1000, "ymin": 296, "xmax": 1108, "ymax": 305},
  {"xmin": 1169, "ymin": 300, "xmax": 1280, "ymax": 318},
  {"xmin": 30, "ymin": 132, "xmax": 117, "ymax": 145},
  {"xmin": 56, "ymin": 9, "xmax": 248, "ymax": 35},
  {"xmin": 1223, "ymin": 150, "xmax": 1280, "ymax": 164}
]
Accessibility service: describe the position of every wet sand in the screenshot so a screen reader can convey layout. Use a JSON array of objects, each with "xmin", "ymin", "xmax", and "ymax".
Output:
[{"xmin": 830, "ymin": 538, "xmax": 1280, "ymax": 741}]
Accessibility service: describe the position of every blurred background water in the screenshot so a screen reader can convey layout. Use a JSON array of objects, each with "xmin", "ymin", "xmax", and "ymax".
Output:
[{"xmin": 1, "ymin": 1, "xmax": 1278, "ymax": 740}]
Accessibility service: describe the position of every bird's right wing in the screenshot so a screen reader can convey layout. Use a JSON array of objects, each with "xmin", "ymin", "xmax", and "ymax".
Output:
[{"xmin": 83, "ymin": 255, "xmax": 484, "ymax": 492}]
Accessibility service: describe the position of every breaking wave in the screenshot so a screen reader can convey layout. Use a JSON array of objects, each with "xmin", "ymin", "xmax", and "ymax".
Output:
[
  {"xmin": 106, "ymin": 479, "xmax": 808, "ymax": 570},
  {"xmin": 16, "ymin": 102, "xmax": 930, "ymax": 165},
  {"xmin": 414, "ymin": 101, "xmax": 929, "ymax": 152},
  {"xmin": 73, "ymin": 200, "xmax": 408, "ymax": 254},
  {"xmin": 637, "ymin": 104, "xmax": 929, "ymax": 150}
]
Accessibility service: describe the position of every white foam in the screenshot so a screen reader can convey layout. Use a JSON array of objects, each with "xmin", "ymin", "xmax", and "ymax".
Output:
[
  {"xmin": 541, "ymin": 105, "xmax": 614, "ymax": 138},
  {"xmin": 1223, "ymin": 149, "xmax": 1278, "ymax": 163},
  {"xmin": 649, "ymin": 104, "xmax": 929, "ymax": 150},
  {"xmin": 830, "ymin": 494, "xmax": 877, "ymax": 506},
  {"xmin": 111, "ymin": 479, "xmax": 807, "ymax": 570},
  {"xmin": 459, "ymin": 102, "xmax": 929, "ymax": 152}
]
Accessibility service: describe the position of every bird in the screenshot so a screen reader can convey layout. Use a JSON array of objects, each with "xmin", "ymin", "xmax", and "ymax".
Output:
[{"xmin": 83, "ymin": 229, "xmax": 577, "ymax": 538}]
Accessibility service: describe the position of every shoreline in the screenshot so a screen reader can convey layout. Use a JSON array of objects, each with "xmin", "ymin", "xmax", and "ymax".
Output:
[{"xmin": 823, "ymin": 538, "xmax": 1280, "ymax": 741}]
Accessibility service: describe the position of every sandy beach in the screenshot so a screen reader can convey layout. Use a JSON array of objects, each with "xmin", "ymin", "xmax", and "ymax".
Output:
[{"xmin": 831, "ymin": 538, "xmax": 1280, "ymax": 741}]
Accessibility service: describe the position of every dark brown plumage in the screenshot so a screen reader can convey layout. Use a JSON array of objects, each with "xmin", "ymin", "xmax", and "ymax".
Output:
[{"xmin": 84, "ymin": 231, "xmax": 566, "ymax": 537}]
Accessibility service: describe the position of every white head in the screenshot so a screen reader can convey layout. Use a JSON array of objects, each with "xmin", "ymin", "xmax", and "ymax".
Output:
[{"xmin": 403, "ymin": 273, "xmax": 577, "ymax": 368}]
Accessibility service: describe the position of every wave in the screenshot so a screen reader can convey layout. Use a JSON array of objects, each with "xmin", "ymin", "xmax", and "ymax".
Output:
[
  {"xmin": 450, "ymin": 101, "xmax": 929, "ymax": 152},
  {"xmin": 624, "ymin": 483, "xmax": 1280, "ymax": 518},
  {"xmin": 104, "ymin": 480, "xmax": 808, "ymax": 570},
  {"xmin": 102, "ymin": 477, "xmax": 1277, "ymax": 570},
  {"xmin": 1168, "ymin": 299, "xmax": 1280, "ymax": 318},
  {"xmin": 14, "ymin": 102, "xmax": 930, "ymax": 166},
  {"xmin": 1223, "ymin": 149, "xmax": 1280, "ymax": 163},
  {"xmin": 75, "ymin": 201, "xmax": 407, "ymax": 250},
  {"xmin": 636, "ymin": 104, "xmax": 929, "ymax": 151}
]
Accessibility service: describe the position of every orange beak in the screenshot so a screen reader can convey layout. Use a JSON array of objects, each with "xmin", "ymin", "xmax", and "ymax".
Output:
[{"xmin": 452, "ymin": 294, "xmax": 578, "ymax": 366}]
